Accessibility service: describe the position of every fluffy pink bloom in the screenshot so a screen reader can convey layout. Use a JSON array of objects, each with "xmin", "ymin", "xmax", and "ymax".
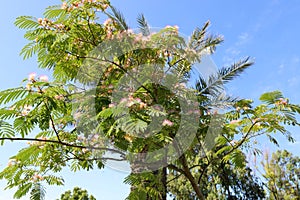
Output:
[
  {"xmin": 102, "ymin": 3, "xmax": 109, "ymax": 10},
  {"xmin": 61, "ymin": 2, "xmax": 68, "ymax": 9},
  {"xmin": 162, "ymin": 119, "xmax": 173, "ymax": 126},
  {"xmin": 230, "ymin": 119, "xmax": 240, "ymax": 124},
  {"xmin": 109, "ymin": 103, "xmax": 116, "ymax": 108},
  {"xmin": 120, "ymin": 98, "xmax": 127, "ymax": 103},
  {"xmin": 39, "ymin": 75, "xmax": 49, "ymax": 82},
  {"xmin": 103, "ymin": 18, "xmax": 112, "ymax": 26},
  {"xmin": 135, "ymin": 98, "xmax": 141, "ymax": 103},
  {"xmin": 8, "ymin": 159, "xmax": 17, "ymax": 167},
  {"xmin": 28, "ymin": 73, "xmax": 36, "ymax": 81}
]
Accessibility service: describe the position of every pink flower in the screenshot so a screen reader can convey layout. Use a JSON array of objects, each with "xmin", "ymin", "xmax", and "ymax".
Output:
[
  {"xmin": 139, "ymin": 102, "xmax": 147, "ymax": 109},
  {"xmin": 54, "ymin": 95, "xmax": 64, "ymax": 100},
  {"xmin": 109, "ymin": 103, "xmax": 116, "ymax": 108},
  {"xmin": 120, "ymin": 98, "xmax": 127, "ymax": 103},
  {"xmin": 28, "ymin": 73, "xmax": 36, "ymax": 81},
  {"xmin": 229, "ymin": 119, "xmax": 240, "ymax": 124},
  {"xmin": 8, "ymin": 159, "xmax": 17, "ymax": 167},
  {"xmin": 39, "ymin": 75, "xmax": 49, "ymax": 82},
  {"xmin": 229, "ymin": 140, "xmax": 237, "ymax": 145},
  {"xmin": 103, "ymin": 18, "xmax": 112, "ymax": 26},
  {"xmin": 135, "ymin": 98, "xmax": 141, "ymax": 103},
  {"xmin": 102, "ymin": 3, "xmax": 109, "ymax": 10},
  {"xmin": 61, "ymin": 2, "xmax": 68, "ymax": 9},
  {"xmin": 162, "ymin": 119, "xmax": 173, "ymax": 126}
]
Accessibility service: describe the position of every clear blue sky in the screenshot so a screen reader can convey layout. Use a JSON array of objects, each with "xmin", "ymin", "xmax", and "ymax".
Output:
[{"xmin": 1, "ymin": 0, "xmax": 300, "ymax": 199}]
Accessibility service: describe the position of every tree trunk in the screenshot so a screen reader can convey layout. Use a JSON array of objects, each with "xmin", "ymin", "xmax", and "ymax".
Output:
[{"xmin": 180, "ymin": 155, "xmax": 205, "ymax": 200}]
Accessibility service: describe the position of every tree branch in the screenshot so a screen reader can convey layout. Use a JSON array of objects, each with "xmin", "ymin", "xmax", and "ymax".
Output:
[{"xmin": 0, "ymin": 137, "xmax": 125, "ymax": 156}]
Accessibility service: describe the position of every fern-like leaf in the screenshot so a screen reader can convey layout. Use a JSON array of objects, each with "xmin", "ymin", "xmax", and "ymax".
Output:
[
  {"xmin": 0, "ymin": 121, "xmax": 15, "ymax": 145},
  {"xmin": 137, "ymin": 14, "xmax": 150, "ymax": 36},
  {"xmin": 20, "ymin": 41, "xmax": 39, "ymax": 60},
  {"xmin": 196, "ymin": 57, "xmax": 253, "ymax": 96},
  {"xmin": 259, "ymin": 91, "xmax": 283, "ymax": 104},
  {"xmin": 15, "ymin": 16, "xmax": 40, "ymax": 29},
  {"xmin": 30, "ymin": 183, "xmax": 46, "ymax": 200},
  {"xmin": 44, "ymin": 5, "xmax": 67, "ymax": 19},
  {"xmin": 108, "ymin": 6, "xmax": 129, "ymax": 30},
  {"xmin": 0, "ymin": 87, "xmax": 28, "ymax": 105}
]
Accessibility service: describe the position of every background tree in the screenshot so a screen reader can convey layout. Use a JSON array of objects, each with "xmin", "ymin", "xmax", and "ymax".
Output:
[
  {"xmin": 58, "ymin": 187, "xmax": 96, "ymax": 200},
  {"xmin": 261, "ymin": 150, "xmax": 300, "ymax": 200}
]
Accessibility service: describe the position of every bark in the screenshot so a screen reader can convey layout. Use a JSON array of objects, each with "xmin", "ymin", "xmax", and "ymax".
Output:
[{"xmin": 179, "ymin": 155, "xmax": 205, "ymax": 200}]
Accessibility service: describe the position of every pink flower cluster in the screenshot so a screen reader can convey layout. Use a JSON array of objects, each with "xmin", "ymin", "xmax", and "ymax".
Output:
[
  {"xmin": 28, "ymin": 73, "xmax": 49, "ymax": 82},
  {"xmin": 61, "ymin": 0, "xmax": 109, "ymax": 12},
  {"xmin": 162, "ymin": 119, "xmax": 173, "ymax": 126},
  {"xmin": 7, "ymin": 159, "xmax": 18, "ymax": 167},
  {"xmin": 116, "ymin": 96, "xmax": 147, "ymax": 109},
  {"xmin": 31, "ymin": 173, "xmax": 44, "ymax": 182},
  {"xmin": 21, "ymin": 105, "xmax": 32, "ymax": 116},
  {"xmin": 276, "ymin": 98, "xmax": 288, "ymax": 106}
]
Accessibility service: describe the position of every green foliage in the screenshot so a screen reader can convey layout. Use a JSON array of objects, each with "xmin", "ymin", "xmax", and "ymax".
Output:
[
  {"xmin": 15, "ymin": 16, "xmax": 40, "ymax": 29},
  {"xmin": 30, "ymin": 183, "xmax": 46, "ymax": 200},
  {"xmin": 58, "ymin": 187, "xmax": 96, "ymax": 200},
  {"xmin": 137, "ymin": 14, "xmax": 150, "ymax": 36},
  {"xmin": 261, "ymin": 150, "xmax": 300, "ymax": 200}
]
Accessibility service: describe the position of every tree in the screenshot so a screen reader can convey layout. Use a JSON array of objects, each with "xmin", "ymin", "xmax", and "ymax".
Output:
[
  {"xmin": 0, "ymin": 0, "xmax": 300, "ymax": 199},
  {"xmin": 261, "ymin": 150, "xmax": 300, "ymax": 200},
  {"xmin": 58, "ymin": 187, "xmax": 96, "ymax": 200}
]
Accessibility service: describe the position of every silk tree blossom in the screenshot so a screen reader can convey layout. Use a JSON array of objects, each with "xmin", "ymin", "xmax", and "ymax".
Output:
[
  {"xmin": 37, "ymin": 18, "xmax": 43, "ymax": 24},
  {"xmin": 32, "ymin": 173, "xmax": 44, "ymax": 182},
  {"xmin": 243, "ymin": 106, "xmax": 250, "ymax": 110},
  {"xmin": 125, "ymin": 29, "xmax": 134, "ymax": 34},
  {"xmin": 229, "ymin": 140, "xmax": 238, "ymax": 146},
  {"xmin": 101, "ymin": 3, "xmax": 109, "ymax": 10},
  {"xmin": 229, "ymin": 119, "xmax": 240, "ymax": 124},
  {"xmin": 39, "ymin": 75, "xmax": 49, "ymax": 82},
  {"xmin": 61, "ymin": 2, "xmax": 68, "ymax": 9},
  {"xmin": 276, "ymin": 98, "xmax": 288, "ymax": 106},
  {"xmin": 7, "ymin": 159, "xmax": 17, "ymax": 167},
  {"xmin": 120, "ymin": 98, "xmax": 127, "ymax": 104},
  {"xmin": 187, "ymin": 110, "xmax": 200, "ymax": 115},
  {"xmin": 103, "ymin": 18, "xmax": 112, "ymax": 26},
  {"xmin": 162, "ymin": 119, "xmax": 173, "ymax": 126},
  {"xmin": 28, "ymin": 72, "xmax": 36, "ymax": 81},
  {"xmin": 21, "ymin": 105, "xmax": 33, "ymax": 116},
  {"xmin": 109, "ymin": 103, "xmax": 116, "ymax": 108},
  {"xmin": 139, "ymin": 102, "xmax": 147, "ymax": 109},
  {"xmin": 54, "ymin": 94, "xmax": 64, "ymax": 100}
]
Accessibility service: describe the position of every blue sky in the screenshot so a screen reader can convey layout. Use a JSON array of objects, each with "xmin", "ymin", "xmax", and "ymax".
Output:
[{"xmin": 1, "ymin": 0, "xmax": 300, "ymax": 199}]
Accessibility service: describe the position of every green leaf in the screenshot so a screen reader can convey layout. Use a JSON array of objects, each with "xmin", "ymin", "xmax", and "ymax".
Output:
[
  {"xmin": 259, "ymin": 91, "xmax": 283, "ymax": 104},
  {"xmin": 30, "ymin": 183, "xmax": 46, "ymax": 200},
  {"xmin": 107, "ymin": 6, "xmax": 128, "ymax": 30},
  {"xmin": 15, "ymin": 16, "xmax": 40, "ymax": 29},
  {"xmin": 0, "ymin": 87, "xmax": 28, "ymax": 105},
  {"xmin": 0, "ymin": 121, "xmax": 15, "ymax": 145},
  {"xmin": 137, "ymin": 14, "xmax": 150, "ymax": 36},
  {"xmin": 20, "ymin": 41, "xmax": 39, "ymax": 60},
  {"xmin": 44, "ymin": 5, "xmax": 67, "ymax": 19},
  {"xmin": 14, "ymin": 183, "xmax": 33, "ymax": 199}
]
